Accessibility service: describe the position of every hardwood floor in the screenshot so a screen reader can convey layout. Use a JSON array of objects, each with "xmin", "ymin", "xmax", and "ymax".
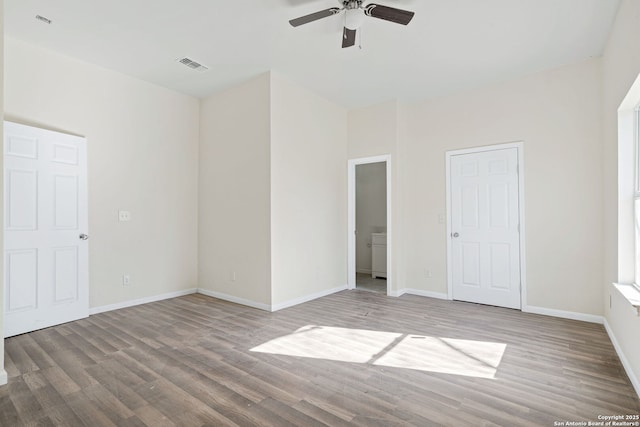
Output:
[
  {"xmin": 355, "ymin": 273, "xmax": 387, "ymax": 294},
  {"xmin": 1, "ymin": 290, "xmax": 639, "ymax": 426}
]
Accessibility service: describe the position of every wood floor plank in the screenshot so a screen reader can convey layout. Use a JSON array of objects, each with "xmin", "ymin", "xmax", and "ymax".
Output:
[
  {"xmin": 63, "ymin": 389, "xmax": 119, "ymax": 427},
  {"xmin": 84, "ymin": 362, "xmax": 149, "ymax": 411},
  {"xmin": 1, "ymin": 290, "xmax": 639, "ymax": 426},
  {"xmin": 23, "ymin": 372, "xmax": 68, "ymax": 412},
  {"xmin": 40, "ymin": 403, "xmax": 86, "ymax": 427},
  {"xmin": 292, "ymin": 399, "xmax": 354, "ymax": 426},
  {"xmin": 5, "ymin": 335, "xmax": 40, "ymax": 375},
  {"xmin": 0, "ymin": 385, "xmax": 21, "ymax": 427},
  {"xmin": 7, "ymin": 375, "xmax": 47, "ymax": 425},
  {"xmin": 133, "ymin": 404, "xmax": 175, "ymax": 427},
  {"xmin": 39, "ymin": 367, "xmax": 81, "ymax": 397}
]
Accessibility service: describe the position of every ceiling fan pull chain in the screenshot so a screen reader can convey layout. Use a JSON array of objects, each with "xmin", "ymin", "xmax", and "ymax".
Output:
[{"xmin": 344, "ymin": 12, "xmax": 347, "ymax": 39}]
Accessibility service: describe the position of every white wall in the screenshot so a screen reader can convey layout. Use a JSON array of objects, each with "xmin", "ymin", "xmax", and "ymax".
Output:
[
  {"xmin": 348, "ymin": 101, "xmax": 399, "ymax": 159},
  {"xmin": 602, "ymin": 0, "xmax": 640, "ymax": 393},
  {"xmin": 355, "ymin": 162, "xmax": 387, "ymax": 273},
  {"xmin": 270, "ymin": 72, "xmax": 348, "ymax": 306},
  {"xmin": 4, "ymin": 38, "xmax": 200, "ymax": 310},
  {"xmin": 349, "ymin": 60, "xmax": 603, "ymax": 312},
  {"xmin": 0, "ymin": 0, "xmax": 6, "ymax": 387},
  {"xmin": 197, "ymin": 72, "xmax": 347, "ymax": 309},
  {"xmin": 198, "ymin": 73, "xmax": 272, "ymax": 308},
  {"xmin": 400, "ymin": 58, "xmax": 603, "ymax": 314}
]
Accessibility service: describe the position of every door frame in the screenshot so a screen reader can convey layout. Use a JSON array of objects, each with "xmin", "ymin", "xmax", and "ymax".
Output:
[
  {"xmin": 445, "ymin": 142, "xmax": 527, "ymax": 308},
  {"xmin": 348, "ymin": 155, "xmax": 392, "ymax": 294}
]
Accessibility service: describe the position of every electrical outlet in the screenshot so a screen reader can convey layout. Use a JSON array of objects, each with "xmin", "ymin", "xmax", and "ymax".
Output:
[
  {"xmin": 122, "ymin": 274, "xmax": 131, "ymax": 286},
  {"xmin": 118, "ymin": 210, "xmax": 131, "ymax": 222},
  {"xmin": 231, "ymin": 271, "xmax": 236, "ymax": 282},
  {"xmin": 425, "ymin": 269, "xmax": 432, "ymax": 278}
]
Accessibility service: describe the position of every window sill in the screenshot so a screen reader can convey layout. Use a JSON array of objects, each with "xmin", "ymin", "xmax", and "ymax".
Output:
[{"xmin": 613, "ymin": 283, "xmax": 640, "ymax": 316}]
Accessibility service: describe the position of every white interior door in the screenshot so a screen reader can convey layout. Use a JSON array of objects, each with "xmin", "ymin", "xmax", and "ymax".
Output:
[
  {"xmin": 4, "ymin": 121, "xmax": 89, "ymax": 337},
  {"xmin": 449, "ymin": 147, "xmax": 521, "ymax": 309}
]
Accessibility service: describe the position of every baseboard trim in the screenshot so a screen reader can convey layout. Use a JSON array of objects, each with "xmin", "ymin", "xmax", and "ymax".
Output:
[
  {"xmin": 604, "ymin": 318, "xmax": 640, "ymax": 399},
  {"xmin": 271, "ymin": 284, "xmax": 348, "ymax": 312},
  {"xmin": 196, "ymin": 288, "xmax": 271, "ymax": 311},
  {"xmin": 405, "ymin": 289, "xmax": 449, "ymax": 300},
  {"xmin": 356, "ymin": 269, "xmax": 372, "ymax": 275},
  {"xmin": 523, "ymin": 305, "xmax": 603, "ymax": 324},
  {"xmin": 389, "ymin": 288, "xmax": 448, "ymax": 300},
  {"xmin": 89, "ymin": 288, "xmax": 197, "ymax": 315},
  {"xmin": 0, "ymin": 369, "xmax": 7, "ymax": 386},
  {"xmin": 388, "ymin": 289, "xmax": 405, "ymax": 297}
]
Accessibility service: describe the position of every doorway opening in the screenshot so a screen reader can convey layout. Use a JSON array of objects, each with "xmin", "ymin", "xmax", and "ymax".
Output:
[{"xmin": 348, "ymin": 155, "xmax": 391, "ymax": 295}]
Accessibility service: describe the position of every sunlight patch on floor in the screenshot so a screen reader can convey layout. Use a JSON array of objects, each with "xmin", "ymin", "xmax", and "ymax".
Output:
[{"xmin": 250, "ymin": 325, "xmax": 506, "ymax": 379}]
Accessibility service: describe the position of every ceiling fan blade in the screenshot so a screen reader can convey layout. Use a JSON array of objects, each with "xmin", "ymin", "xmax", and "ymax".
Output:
[
  {"xmin": 342, "ymin": 27, "xmax": 356, "ymax": 48},
  {"xmin": 364, "ymin": 4, "xmax": 414, "ymax": 25},
  {"xmin": 289, "ymin": 8, "xmax": 341, "ymax": 27}
]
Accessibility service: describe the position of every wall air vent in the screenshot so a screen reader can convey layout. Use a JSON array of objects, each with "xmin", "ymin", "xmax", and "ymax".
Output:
[{"xmin": 177, "ymin": 57, "xmax": 209, "ymax": 72}]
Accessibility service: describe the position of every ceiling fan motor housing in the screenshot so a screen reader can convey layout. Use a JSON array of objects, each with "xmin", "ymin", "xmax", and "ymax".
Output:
[{"xmin": 343, "ymin": 1, "xmax": 364, "ymax": 9}]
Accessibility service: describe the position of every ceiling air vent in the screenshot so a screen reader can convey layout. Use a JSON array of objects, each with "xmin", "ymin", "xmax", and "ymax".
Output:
[
  {"xmin": 177, "ymin": 57, "xmax": 209, "ymax": 72},
  {"xmin": 35, "ymin": 15, "xmax": 52, "ymax": 24}
]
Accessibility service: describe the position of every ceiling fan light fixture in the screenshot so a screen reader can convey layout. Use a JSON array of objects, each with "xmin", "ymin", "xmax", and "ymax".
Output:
[{"xmin": 344, "ymin": 8, "xmax": 365, "ymax": 30}]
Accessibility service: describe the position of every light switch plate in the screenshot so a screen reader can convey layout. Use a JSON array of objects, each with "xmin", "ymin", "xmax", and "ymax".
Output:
[{"xmin": 118, "ymin": 210, "xmax": 131, "ymax": 222}]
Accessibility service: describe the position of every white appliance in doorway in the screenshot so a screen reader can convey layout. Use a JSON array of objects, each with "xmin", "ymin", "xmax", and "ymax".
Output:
[
  {"xmin": 371, "ymin": 232, "xmax": 387, "ymax": 278},
  {"xmin": 446, "ymin": 144, "xmax": 524, "ymax": 309},
  {"xmin": 4, "ymin": 121, "xmax": 89, "ymax": 337}
]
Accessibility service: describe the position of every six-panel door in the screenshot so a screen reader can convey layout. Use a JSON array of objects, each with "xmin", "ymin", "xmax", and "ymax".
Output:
[
  {"xmin": 450, "ymin": 148, "xmax": 521, "ymax": 309},
  {"xmin": 4, "ymin": 121, "xmax": 89, "ymax": 337}
]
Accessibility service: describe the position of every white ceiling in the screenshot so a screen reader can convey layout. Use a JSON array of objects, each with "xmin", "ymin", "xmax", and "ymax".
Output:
[{"xmin": 4, "ymin": 0, "xmax": 620, "ymax": 109}]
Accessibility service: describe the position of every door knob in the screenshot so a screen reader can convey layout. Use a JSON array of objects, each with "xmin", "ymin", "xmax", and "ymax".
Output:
[
  {"xmin": 451, "ymin": 232, "xmax": 460, "ymax": 238},
  {"xmin": 79, "ymin": 233, "xmax": 89, "ymax": 240}
]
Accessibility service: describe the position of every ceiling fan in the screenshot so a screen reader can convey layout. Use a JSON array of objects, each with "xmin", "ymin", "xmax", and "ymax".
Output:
[{"xmin": 289, "ymin": 0, "xmax": 415, "ymax": 48}]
